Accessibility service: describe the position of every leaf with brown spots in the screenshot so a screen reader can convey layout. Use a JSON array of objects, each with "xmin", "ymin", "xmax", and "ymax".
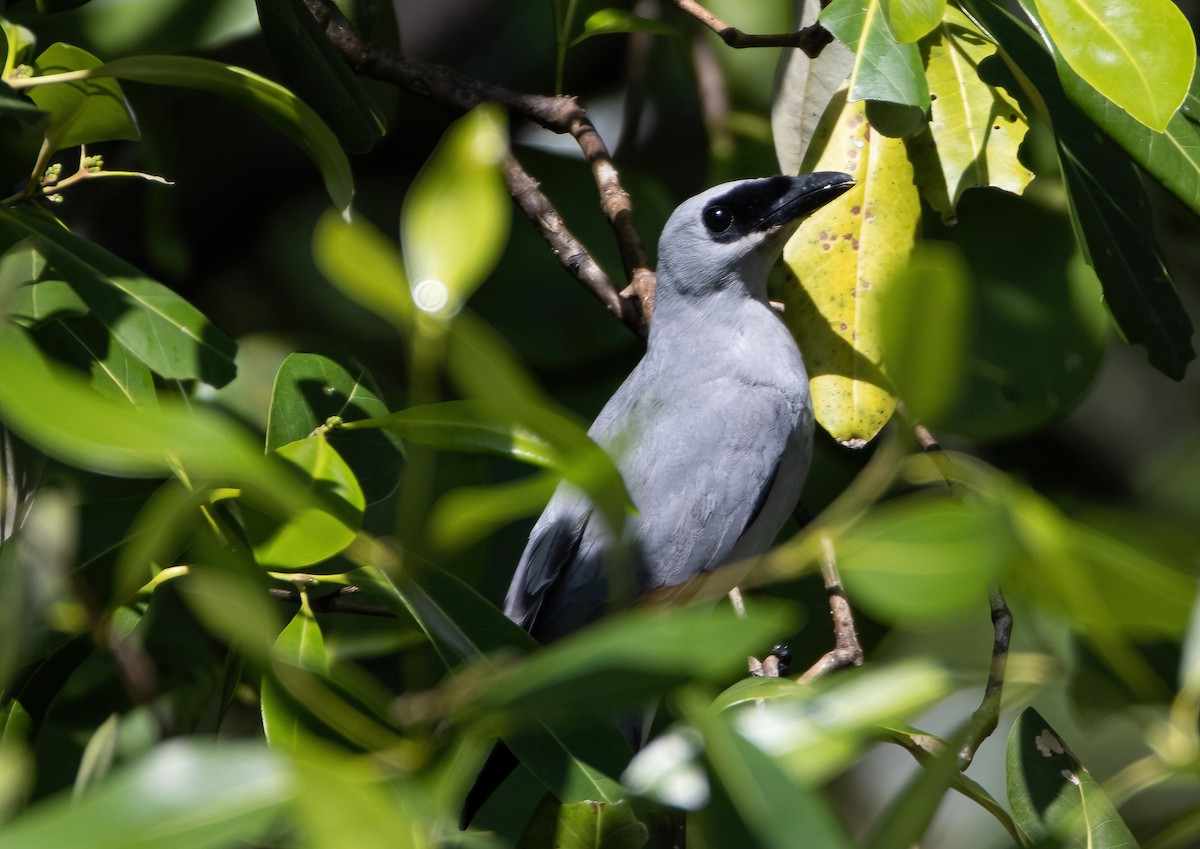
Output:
[{"xmin": 781, "ymin": 89, "xmax": 919, "ymax": 446}]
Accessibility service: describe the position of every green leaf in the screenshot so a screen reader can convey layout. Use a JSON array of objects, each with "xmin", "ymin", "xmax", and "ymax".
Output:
[
  {"xmin": 571, "ymin": 9, "xmax": 678, "ymax": 46},
  {"xmin": 401, "ymin": 104, "xmax": 510, "ymax": 317},
  {"xmin": 0, "ymin": 239, "xmax": 49, "ymax": 319},
  {"xmin": 312, "ymin": 207, "xmax": 411, "ymax": 329},
  {"xmin": 0, "ymin": 741, "xmax": 290, "ymax": 849},
  {"xmin": 1030, "ymin": 0, "xmax": 1195, "ymax": 132},
  {"xmin": 971, "ymin": 2, "xmax": 1195, "ymax": 379},
  {"xmin": 242, "ymin": 435, "xmax": 365, "ymax": 571},
  {"xmin": 879, "ymin": 240, "xmax": 970, "ymax": 427},
  {"xmin": 267, "ymin": 353, "xmax": 403, "ymax": 505},
  {"xmin": 429, "ymin": 471, "xmax": 559, "ymax": 553},
  {"xmin": 465, "ymin": 604, "xmax": 797, "ymax": 720},
  {"xmin": 518, "ymin": 797, "xmax": 648, "ymax": 849},
  {"xmin": 0, "ymin": 205, "xmax": 238, "ymax": 387},
  {"xmin": 82, "ymin": 54, "xmax": 354, "ymax": 215},
  {"xmin": 909, "ymin": 7, "xmax": 1034, "ymax": 221},
  {"xmin": 681, "ymin": 691, "xmax": 853, "ymax": 849},
  {"xmin": 881, "ymin": 0, "xmax": 944, "ymax": 42},
  {"xmin": 255, "ymin": 0, "xmax": 386, "ymax": 154},
  {"xmin": 9, "ymin": 279, "xmax": 87, "ymax": 324},
  {"xmin": 821, "ymin": 0, "xmax": 930, "ymax": 109},
  {"xmin": 1006, "ymin": 707, "xmax": 1140, "ymax": 847},
  {"xmin": 29, "ymin": 43, "xmax": 138, "ymax": 151},
  {"xmin": 262, "ymin": 598, "xmax": 329, "ymax": 750},
  {"xmin": 72, "ymin": 713, "xmax": 119, "ymax": 799},
  {"xmin": 838, "ymin": 493, "xmax": 1014, "ymax": 623},
  {"xmin": 32, "ymin": 315, "xmax": 157, "ymax": 406}
]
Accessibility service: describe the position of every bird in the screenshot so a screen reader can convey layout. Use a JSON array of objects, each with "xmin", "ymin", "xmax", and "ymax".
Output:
[{"xmin": 504, "ymin": 172, "xmax": 855, "ymax": 642}]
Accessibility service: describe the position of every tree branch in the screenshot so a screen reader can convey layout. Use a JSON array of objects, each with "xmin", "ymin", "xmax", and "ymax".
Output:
[
  {"xmin": 673, "ymin": 0, "xmax": 834, "ymax": 58},
  {"xmin": 798, "ymin": 534, "xmax": 864, "ymax": 683},
  {"xmin": 303, "ymin": 0, "xmax": 653, "ymax": 332}
]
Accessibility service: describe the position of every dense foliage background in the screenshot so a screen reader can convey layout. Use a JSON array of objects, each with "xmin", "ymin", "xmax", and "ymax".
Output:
[{"xmin": 1, "ymin": 0, "xmax": 1200, "ymax": 847}]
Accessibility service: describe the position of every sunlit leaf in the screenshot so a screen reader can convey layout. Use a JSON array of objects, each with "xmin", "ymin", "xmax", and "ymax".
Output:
[
  {"xmin": 29, "ymin": 42, "xmax": 138, "ymax": 151},
  {"xmin": 881, "ymin": 0, "xmax": 944, "ymax": 43},
  {"xmin": 1006, "ymin": 707, "xmax": 1139, "ymax": 847},
  {"xmin": 9, "ymin": 279, "xmax": 87, "ymax": 324},
  {"xmin": 242, "ymin": 435, "xmax": 364, "ymax": 571},
  {"xmin": 32, "ymin": 315, "xmax": 156, "ymax": 406},
  {"xmin": 0, "ymin": 205, "xmax": 238, "ymax": 387},
  {"xmin": 571, "ymin": 9, "xmax": 678, "ymax": 46},
  {"xmin": 401, "ymin": 104, "xmax": 509, "ymax": 318},
  {"xmin": 262, "ymin": 598, "xmax": 329, "ymax": 750},
  {"xmin": 312, "ymin": 207, "xmax": 412, "ymax": 330},
  {"xmin": 1029, "ymin": 0, "xmax": 1195, "ymax": 132},
  {"xmin": 73, "ymin": 713, "xmax": 119, "ymax": 799},
  {"xmin": 267, "ymin": 353, "xmax": 403, "ymax": 505},
  {"xmin": 518, "ymin": 797, "xmax": 648, "ymax": 849},
  {"xmin": 910, "ymin": 7, "xmax": 1034, "ymax": 221},
  {"xmin": 821, "ymin": 0, "xmax": 930, "ymax": 109},
  {"xmin": 429, "ymin": 471, "xmax": 559, "ymax": 553},
  {"xmin": 782, "ymin": 91, "xmax": 918, "ymax": 445},
  {"xmin": 0, "ymin": 741, "xmax": 290, "ymax": 849}
]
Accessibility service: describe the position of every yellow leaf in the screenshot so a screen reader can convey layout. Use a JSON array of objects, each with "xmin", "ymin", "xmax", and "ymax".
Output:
[
  {"xmin": 781, "ymin": 90, "xmax": 919, "ymax": 446},
  {"xmin": 909, "ymin": 8, "xmax": 1034, "ymax": 222}
]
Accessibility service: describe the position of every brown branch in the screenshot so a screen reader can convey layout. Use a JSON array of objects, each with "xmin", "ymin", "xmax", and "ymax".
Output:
[
  {"xmin": 268, "ymin": 585, "xmax": 392, "ymax": 617},
  {"xmin": 303, "ymin": 0, "xmax": 654, "ymax": 331},
  {"xmin": 673, "ymin": 0, "xmax": 834, "ymax": 58},
  {"xmin": 798, "ymin": 535, "xmax": 864, "ymax": 683}
]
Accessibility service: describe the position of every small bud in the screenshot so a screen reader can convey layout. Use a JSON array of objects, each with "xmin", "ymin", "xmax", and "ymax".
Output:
[
  {"xmin": 12, "ymin": 65, "xmax": 32, "ymax": 79},
  {"xmin": 42, "ymin": 163, "xmax": 62, "ymax": 185},
  {"xmin": 46, "ymin": 193, "xmax": 63, "ymax": 204},
  {"xmin": 83, "ymin": 155, "xmax": 103, "ymax": 173}
]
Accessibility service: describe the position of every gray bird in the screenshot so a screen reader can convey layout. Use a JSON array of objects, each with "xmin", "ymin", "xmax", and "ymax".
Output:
[{"xmin": 505, "ymin": 173, "xmax": 855, "ymax": 642}]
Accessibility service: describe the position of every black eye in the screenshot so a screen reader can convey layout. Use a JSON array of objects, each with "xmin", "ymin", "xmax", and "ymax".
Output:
[{"xmin": 703, "ymin": 205, "xmax": 733, "ymax": 233}]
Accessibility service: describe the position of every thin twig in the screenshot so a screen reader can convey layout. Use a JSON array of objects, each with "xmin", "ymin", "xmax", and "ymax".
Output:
[
  {"xmin": 303, "ymin": 0, "xmax": 654, "ymax": 330},
  {"xmin": 673, "ymin": 0, "xmax": 834, "ymax": 58},
  {"xmin": 798, "ymin": 535, "xmax": 863, "ymax": 683},
  {"xmin": 268, "ymin": 585, "xmax": 392, "ymax": 617}
]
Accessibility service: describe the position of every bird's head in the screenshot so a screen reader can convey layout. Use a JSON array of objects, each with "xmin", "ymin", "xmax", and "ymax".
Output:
[{"xmin": 655, "ymin": 172, "xmax": 854, "ymax": 302}]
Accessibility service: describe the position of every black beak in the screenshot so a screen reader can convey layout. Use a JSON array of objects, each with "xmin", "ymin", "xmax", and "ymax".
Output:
[{"xmin": 756, "ymin": 172, "xmax": 856, "ymax": 230}]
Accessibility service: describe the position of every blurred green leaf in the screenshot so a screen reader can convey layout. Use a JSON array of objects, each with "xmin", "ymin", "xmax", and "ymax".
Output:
[
  {"xmin": 267, "ymin": 352, "xmax": 403, "ymax": 505},
  {"xmin": 262, "ymin": 596, "xmax": 328, "ymax": 750},
  {"xmin": 429, "ymin": 471, "xmax": 559, "ymax": 554},
  {"xmin": 570, "ymin": 9, "xmax": 678, "ymax": 46},
  {"xmin": 1006, "ymin": 707, "xmax": 1139, "ymax": 847},
  {"xmin": 880, "ymin": 240, "xmax": 970, "ymax": 427},
  {"xmin": 0, "ymin": 740, "xmax": 291, "ymax": 849},
  {"xmin": 72, "ymin": 713, "xmax": 118, "ymax": 799},
  {"xmin": 821, "ymin": 0, "xmax": 930, "ymax": 109},
  {"xmin": 838, "ymin": 493, "xmax": 1014, "ymax": 623},
  {"xmin": 255, "ymin": 0, "xmax": 385, "ymax": 154},
  {"xmin": 970, "ymin": 2, "xmax": 1194, "ymax": 380},
  {"xmin": 681, "ymin": 690, "xmax": 853, "ymax": 849},
  {"xmin": 29, "ymin": 42, "xmax": 138, "ymax": 151},
  {"xmin": 1, "ymin": 19, "xmax": 37, "ymax": 77},
  {"xmin": 465, "ymin": 604, "xmax": 797, "ymax": 720},
  {"xmin": 0, "ymin": 205, "xmax": 238, "ymax": 387},
  {"xmin": 401, "ymin": 104, "xmax": 510, "ymax": 318},
  {"xmin": 242, "ymin": 435, "xmax": 364, "ymax": 571},
  {"xmin": 312, "ymin": 207, "xmax": 412, "ymax": 330},
  {"xmin": 881, "ymin": 0, "xmax": 943, "ymax": 42},
  {"xmin": 1029, "ymin": 0, "xmax": 1194, "ymax": 132},
  {"xmin": 518, "ymin": 797, "xmax": 648, "ymax": 849},
  {"xmin": 863, "ymin": 724, "xmax": 968, "ymax": 849}
]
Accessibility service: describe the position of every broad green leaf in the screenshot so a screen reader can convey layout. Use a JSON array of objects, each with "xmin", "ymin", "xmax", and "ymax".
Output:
[
  {"xmin": 0, "ymin": 239, "xmax": 48, "ymax": 319},
  {"xmin": 312, "ymin": 207, "xmax": 412, "ymax": 330},
  {"xmin": 1006, "ymin": 707, "xmax": 1139, "ymax": 847},
  {"xmin": 255, "ymin": 0, "xmax": 386, "ymax": 154},
  {"xmin": 41, "ymin": 54, "xmax": 355, "ymax": 215},
  {"xmin": 910, "ymin": 7, "xmax": 1034, "ymax": 221},
  {"xmin": 32, "ymin": 315, "xmax": 157, "ymax": 406},
  {"xmin": 0, "ymin": 205, "xmax": 238, "ymax": 387},
  {"xmin": 571, "ymin": 9, "xmax": 678, "ymax": 46},
  {"xmin": 463, "ymin": 604, "xmax": 797, "ymax": 720},
  {"xmin": 782, "ymin": 91, "xmax": 918, "ymax": 445},
  {"xmin": 838, "ymin": 493, "xmax": 1014, "ymax": 623},
  {"xmin": 0, "ymin": 87, "xmax": 44, "ymax": 125},
  {"xmin": 821, "ymin": 0, "xmax": 930, "ymax": 109},
  {"xmin": 882, "ymin": 0, "xmax": 944, "ymax": 42},
  {"xmin": 429, "ymin": 471, "xmax": 559, "ymax": 553},
  {"xmin": 401, "ymin": 104, "xmax": 509, "ymax": 318},
  {"xmin": 9, "ymin": 279, "xmax": 87, "ymax": 324},
  {"xmin": 518, "ymin": 797, "xmax": 648, "ymax": 849},
  {"xmin": 681, "ymin": 691, "xmax": 853, "ymax": 849},
  {"xmin": 29, "ymin": 43, "xmax": 138, "ymax": 151},
  {"xmin": 772, "ymin": 0, "xmax": 856, "ymax": 174},
  {"xmin": 1030, "ymin": 0, "xmax": 1195, "ymax": 132},
  {"xmin": 0, "ymin": 741, "xmax": 290, "ymax": 849},
  {"xmin": 262, "ymin": 598, "xmax": 329, "ymax": 750},
  {"xmin": 879, "ymin": 241, "xmax": 970, "ymax": 427},
  {"xmin": 242, "ymin": 435, "xmax": 364, "ymax": 571},
  {"xmin": 267, "ymin": 353, "xmax": 403, "ymax": 505},
  {"xmin": 971, "ymin": 2, "xmax": 1194, "ymax": 379}
]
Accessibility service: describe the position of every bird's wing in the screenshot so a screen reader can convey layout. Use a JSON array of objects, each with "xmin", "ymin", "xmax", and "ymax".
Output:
[{"xmin": 604, "ymin": 374, "xmax": 810, "ymax": 589}]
